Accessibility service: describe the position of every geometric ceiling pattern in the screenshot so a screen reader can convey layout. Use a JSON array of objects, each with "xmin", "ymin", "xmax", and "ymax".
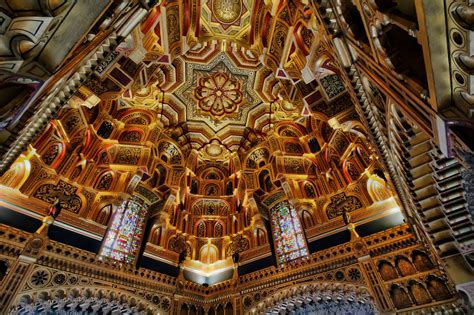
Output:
[{"xmin": 174, "ymin": 52, "xmax": 263, "ymax": 146}]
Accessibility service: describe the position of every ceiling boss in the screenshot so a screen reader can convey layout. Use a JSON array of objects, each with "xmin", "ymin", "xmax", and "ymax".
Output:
[
  {"xmin": 194, "ymin": 72, "xmax": 244, "ymax": 119},
  {"xmin": 212, "ymin": 0, "xmax": 242, "ymax": 25}
]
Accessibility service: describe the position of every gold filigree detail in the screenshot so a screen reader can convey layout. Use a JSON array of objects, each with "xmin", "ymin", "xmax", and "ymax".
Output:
[{"xmin": 194, "ymin": 72, "xmax": 243, "ymax": 118}]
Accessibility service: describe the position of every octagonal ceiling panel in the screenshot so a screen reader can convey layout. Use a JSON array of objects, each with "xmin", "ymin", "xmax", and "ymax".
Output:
[{"xmin": 167, "ymin": 51, "xmax": 269, "ymax": 151}]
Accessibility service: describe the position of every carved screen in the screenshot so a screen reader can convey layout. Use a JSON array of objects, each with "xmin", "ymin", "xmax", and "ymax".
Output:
[
  {"xmin": 100, "ymin": 196, "xmax": 148, "ymax": 264},
  {"xmin": 270, "ymin": 201, "xmax": 308, "ymax": 264}
]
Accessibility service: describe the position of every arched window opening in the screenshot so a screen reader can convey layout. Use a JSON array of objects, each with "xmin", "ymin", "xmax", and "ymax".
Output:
[
  {"xmin": 200, "ymin": 244, "xmax": 219, "ymax": 264},
  {"xmin": 97, "ymin": 121, "xmax": 114, "ymax": 139},
  {"xmin": 245, "ymin": 208, "xmax": 251, "ymax": 227},
  {"xmin": 157, "ymin": 165, "xmax": 167, "ymax": 186},
  {"xmin": 216, "ymin": 304, "xmax": 224, "ymax": 315},
  {"xmin": 301, "ymin": 210, "xmax": 314, "ymax": 229},
  {"xmin": 304, "ymin": 182, "xmax": 316, "ymax": 198},
  {"xmin": 197, "ymin": 221, "xmax": 206, "ymax": 237},
  {"xmin": 180, "ymin": 304, "xmax": 189, "ymax": 315},
  {"xmin": 308, "ymin": 137, "xmax": 320, "ymax": 153},
  {"xmin": 205, "ymin": 184, "xmax": 219, "ymax": 196},
  {"xmin": 259, "ymin": 170, "xmax": 272, "ymax": 193},
  {"xmin": 367, "ymin": 173, "xmax": 392, "ymax": 202},
  {"xmin": 270, "ymin": 201, "xmax": 308, "ymax": 264},
  {"xmin": 191, "ymin": 179, "xmax": 198, "ymax": 194},
  {"xmin": 100, "ymin": 196, "xmax": 148, "ymax": 264},
  {"xmin": 233, "ymin": 219, "xmax": 238, "ymax": 233},
  {"xmin": 150, "ymin": 226, "xmax": 162, "ymax": 245},
  {"xmin": 256, "ymin": 228, "xmax": 267, "ymax": 246},
  {"xmin": 224, "ymin": 302, "xmax": 233, "ymax": 315},
  {"xmin": 214, "ymin": 222, "xmax": 223, "ymax": 237},
  {"xmin": 226, "ymin": 181, "xmax": 233, "ymax": 195}
]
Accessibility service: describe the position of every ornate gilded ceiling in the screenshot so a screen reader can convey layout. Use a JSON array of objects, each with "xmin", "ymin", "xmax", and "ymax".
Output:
[
  {"xmin": 106, "ymin": 0, "xmax": 333, "ymax": 155},
  {"xmin": 173, "ymin": 51, "xmax": 265, "ymax": 150},
  {"xmin": 0, "ymin": 0, "xmax": 472, "ymax": 314},
  {"xmin": 194, "ymin": 71, "xmax": 244, "ymax": 118},
  {"xmin": 80, "ymin": 0, "xmax": 348, "ymax": 157}
]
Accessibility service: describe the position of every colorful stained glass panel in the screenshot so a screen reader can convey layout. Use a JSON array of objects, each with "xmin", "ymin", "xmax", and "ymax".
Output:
[
  {"xmin": 100, "ymin": 196, "xmax": 148, "ymax": 264},
  {"xmin": 270, "ymin": 201, "xmax": 308, "ymax": 264}
]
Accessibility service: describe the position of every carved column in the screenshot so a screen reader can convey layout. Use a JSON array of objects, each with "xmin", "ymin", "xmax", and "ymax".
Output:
[{"xmin": 354, "ymin": 241, "xmax": 394, "ymax": 313}]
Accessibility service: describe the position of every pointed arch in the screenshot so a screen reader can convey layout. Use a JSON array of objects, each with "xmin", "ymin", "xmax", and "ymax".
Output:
[
  {"xmin": 197, "ymin": 221, "xmax": 206, "ymax": 237},
  {"xmin": 96, "ymin": 204, "xmax": 113, "ymax": 226},
  {"xmin": 200, "ymin": 244, "xmax": 219, "ymax": 264},
  {"xmin": 301, "ymin": 210, "xmax": 314, "ymax": 229},
  {"xmin": 216, "ymin": 304, "xmax": 224, "ymax": 315},
  {"xmin": 42, "ymin": 142, "xmax": 66, "ymax": 168},
  {"xmin": 150, "ymin": 225, "xmax": 162, "ymax": 246},
  {"xmin": 367, "ymin": 173, "xmax": 392, "ymax": 202},
  {"xmin": 224, "ymin": 302, "xmax": 233, "ymax": 315},
  {"xmin": 95, "ymin": 171, "xmax": 114, "ymax": 191},
  {"xmin": 190, "ymin": 178, "xmax": 198, "ymax": 194},
  {"xmin": 214, "ymin": 222, "xmax": 223, "ymax": 237},
  {"xmin": 0, "ymin": 159, "xmax": 31, "ymax": 189},
  {"xmin": 342, "ymin": 159, "xmax": 361, "ymax": 183},
  {"xmin": 258, "ymin": 169, "xmax": 272, "ymax": 192},
  {"xmin": 270, "ymin": 200, "xmax": 308, "ymax": 264},
  {"xmin": 303, "ymin": 181, "xmax": 316, "ymax": 198},
  {"xmin": 233, "ymin": 217, "xmax": 238, "ymax": 233},
  {"xmin": 255, "ymin": 228, "xmax": 267, "ymax": 246},
  {"xmin": 204, "ymin": 183, "xmax": 220, "ymax": 196},
  {"xmin": 180, "ymin": 303, "xmax": 189, "ymax": 315}
]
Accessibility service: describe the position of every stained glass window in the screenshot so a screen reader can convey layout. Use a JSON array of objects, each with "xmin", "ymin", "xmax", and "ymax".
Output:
[
  {"xmin": 100, "ymin": 196, "xmax": 148, "ymax": 264},
  {"xmin": 270, "ymin": 201, "xmax": 308, "ymax": 264}
]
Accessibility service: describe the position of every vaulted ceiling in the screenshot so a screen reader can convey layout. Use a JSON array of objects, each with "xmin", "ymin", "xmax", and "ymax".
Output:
[{"xmin": 79, "ymin": 0, "xmax": 350, "ymax": 159}]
